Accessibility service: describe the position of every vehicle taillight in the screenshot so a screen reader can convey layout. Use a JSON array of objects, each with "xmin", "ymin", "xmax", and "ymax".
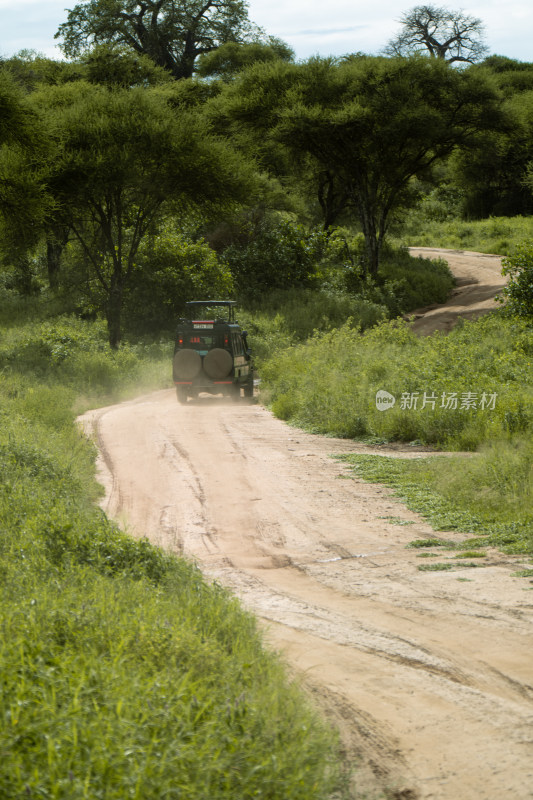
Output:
[{"xmin": 224, "ymin": 335, "xmax": 229, "ymax": 346}]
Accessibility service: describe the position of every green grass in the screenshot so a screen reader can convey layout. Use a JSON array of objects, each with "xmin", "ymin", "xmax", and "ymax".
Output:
[
  {"xmin": 0, "ymin": 302, "xmax": 343, "ymax": 799},
  {"xmin": 239, "ymin": 247, "xmax": 455, "ymax": 367},
  {"xmin": 338, "ymin": 448, "xmax": 533, "ymax": 555},
  {"xmin": 260, "ymin": 312, "xmax": 533, "ymax": 451},
  {"xmin": 254, "ymin": 219, "xmax": 533, "ymax": 565},
  {"xmin": 239, "ymin": 287, "xmax": 388, "ymax": 365},
  {"xmin": 397, "ymin": 214, "xmax": 533, "ymax": 256},
  {"xmin": 407, "ymin": 538, "xmax": 453, "ymax": 548}
]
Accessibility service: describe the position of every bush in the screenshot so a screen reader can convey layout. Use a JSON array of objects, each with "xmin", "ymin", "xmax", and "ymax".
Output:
[
  {"xmin": 261, "ymin": 313, "xmax": 533, "ymax": 450},
  {"xmin": 321, "ymin": 235, "xmax": 455, "ymax": 316},
  {"xmin": 499, "ymin": 240, "xmax": 533, "ymax": 317},
  {"xmin": 0, "ymin": 314, "xmax": 171, "ymax": 400},
  {"xmin": 124, "ymin": 226, "xmax": 234, "ymax": 335},
  {"xmin": 241, "ymin": 287, "xmax": 387, "ymax": 364},
  {"xmin": 222, "ymin": 218, "xmax": 327, "ymax": 300}
]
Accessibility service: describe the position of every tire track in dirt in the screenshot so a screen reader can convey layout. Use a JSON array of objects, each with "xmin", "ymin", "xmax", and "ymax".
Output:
[{"xmin": 80, "ymin": 396, "xmax": 533, "ymax": 800}]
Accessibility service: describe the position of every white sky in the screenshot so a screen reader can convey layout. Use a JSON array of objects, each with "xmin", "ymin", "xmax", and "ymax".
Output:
[{"xmin": 0, "ymin": 0, "xmax": 531, "ymax": 63}]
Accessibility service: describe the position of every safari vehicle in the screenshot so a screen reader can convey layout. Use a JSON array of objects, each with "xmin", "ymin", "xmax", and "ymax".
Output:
[{"xmin": 173, "ymin": 301, "xmax": 254, "ymax": 403}]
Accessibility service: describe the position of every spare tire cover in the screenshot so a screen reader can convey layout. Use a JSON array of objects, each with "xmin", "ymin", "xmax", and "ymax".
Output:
[
  {"xmin": 173, "ymin": 349, "xmax": 202, "ymax": 381},
  {"xmin": 203, "ymin": 348, "xmax": 233, "ymax": 380}
]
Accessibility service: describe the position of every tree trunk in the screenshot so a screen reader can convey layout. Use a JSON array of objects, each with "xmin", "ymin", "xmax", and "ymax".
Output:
[
  {"xmin": 363, "ymin": 233, "xmax": 381, "ymax": 279},
  {"xmin": 318, "ymin": 171, "xmax": 349, "ymax": 231},
  {"xmin": 106, "ymin": 282, "xmax": 123, "ymax": 349},
  {"xmin": 358, "ymin": 203, "xmax": 381, "ymax": 278},
  {"xmin": 46, "ymin": 239, "xmax": 62, "ymax": 291},
  {"xmin": 46, "ymin": 227, "xmax": 70, "ymax": 291}
]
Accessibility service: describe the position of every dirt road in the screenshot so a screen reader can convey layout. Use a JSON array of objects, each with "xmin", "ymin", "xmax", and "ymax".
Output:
[
  {"xmin": 407, "ymin": 247, "xmax": 507, "ymax": 334},
  {"xmin": 79, "ymin": 251, "xmax": 533, "ymax": 800}
]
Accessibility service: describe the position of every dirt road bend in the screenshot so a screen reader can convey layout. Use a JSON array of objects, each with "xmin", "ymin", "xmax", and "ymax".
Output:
[{"xmin": 79, "ymin": 252, "xmax": 533, "ymax": 800}]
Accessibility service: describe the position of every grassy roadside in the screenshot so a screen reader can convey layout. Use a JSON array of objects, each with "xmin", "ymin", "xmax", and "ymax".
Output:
[
  {"xmin": 337, "ymin": 448, "xmax": 533, "ymax": 558},
  {"xmin": 259, "ymin": 312, "xmax": 533, "ymax": 557},
  {"xmin": 396, "ymin": 213, "xmax": 533, "ymax": 256},
  {"xmin": 0, "ymin": 300, "xmax": 343, "ymax": 799}
]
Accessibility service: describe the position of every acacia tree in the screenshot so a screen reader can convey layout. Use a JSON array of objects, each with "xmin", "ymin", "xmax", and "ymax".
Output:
[
  {"xmin": 0, "ymin": 71, "xmax": 51, "ymax": 290},
  {"xmin": 385, "ymin": 5, "xmax": 488, "ymax": 64},
  {"xmin": 281, "ymin": 57, "xmax": 504, "ymax": 274},
  {"xmin": 34, "ymin": 81, "xmax": 251, "ymax": 346},
  {"xmin": 219, "ymin": 57, "xmax": 504, "ymax": 276},
  {"xmin": 56, "ymin": 0, "xmax": 261, "ymax": 79},
  {"xmin": 195, "ymin": 38, "xmax": 294, "ymax": 80}
]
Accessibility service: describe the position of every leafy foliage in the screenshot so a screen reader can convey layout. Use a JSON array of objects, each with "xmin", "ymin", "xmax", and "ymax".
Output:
[
  {"xmin": 124, "ymin": 225, "xmax": 234, "ymax": 334},
  {"xmin": 220, "ymin": 56, "xmax": 505, "ymax": 275},
  {"xmin": 0, "ymin": 72, "xmax": 49, "ymax": 253},
  {"xmin": 196, "ymin": 39, "xmax": 294, "ymax": 80},
  {"xmin": 221, "ymin": 217, "xmax": 326, "ymax": 299},
  {"xmin": 499, "ymin": 240, "xmax": 533, "ymax": 317},
  {"xmin": 30, "ymin": 81, "xmax": 251, "ymax": 346}
]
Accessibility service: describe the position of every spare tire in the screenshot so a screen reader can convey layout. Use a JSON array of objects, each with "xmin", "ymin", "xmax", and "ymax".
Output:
[
  {"xmin": 203, "ymin": 348, "xmax": 233, "ymax": 380},
  {"xmin": 173, "ymin": 349, "xmax": 202, "ymax": 381}
]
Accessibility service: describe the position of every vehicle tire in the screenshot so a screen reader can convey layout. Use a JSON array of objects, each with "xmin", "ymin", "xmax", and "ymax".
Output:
[
  {"xmin": 203, "ymin": 348, "xmax": 233, "ymax": 380},
  {"xmin": 176, "ymin": 386, "xmax": 188, "ymax": 404},
  {"xmin": 173, "ymin": 349, "xmax": 202, "ymax": 381}
]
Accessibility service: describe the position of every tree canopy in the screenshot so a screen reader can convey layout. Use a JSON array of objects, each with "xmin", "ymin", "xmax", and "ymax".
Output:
[
  {"xmin": 56, "ymin": 0, "xmax": 263, "ymax": 80},
  {"xmin": 196, "ymin": 39, "xmax": 294, "ymax": 80},
  {"xmin": 0, "ymin": 72, "xmax": 50, "ymax": 255},
  {"xmin": 214, "ymin": 56, "xmax": 505, "ymax": 275},
  {"xmin": 32, "ymin": 81, "xmax": 252, "ymax": 345}
]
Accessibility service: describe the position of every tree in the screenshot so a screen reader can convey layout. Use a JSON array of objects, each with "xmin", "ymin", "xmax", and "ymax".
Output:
[
  {"xmin": 56, "ymin": 0, "xmax": 261, "ymax": 80},
  {"xmin": 449, "ymin": 87, "xmax": 533, "ymax": 218},
  {"xmin": 0, "ymin": 71, "xmax": 50, "ymax": 288},
  {"xmin": 33, "ymin": 82, "xmax": 252, "ymax": 346},
  {"xmin": 385, "ymin": 5, "xmax": 488, "ymax": 64},
  {"xmin": 220, "ymin": 57, "xmax": 505, "ymax": 276},
  {"xmin": 196, "ymin": 38, "xmax": 294, "ymax": 80},
  {"xmin": 1, "ymin": 49, "xmax": 85, "ymax": 92}
]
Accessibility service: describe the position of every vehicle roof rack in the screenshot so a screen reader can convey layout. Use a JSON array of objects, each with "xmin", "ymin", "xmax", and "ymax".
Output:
[{"xmin": 184, "ymin": 300, "xmax": 237, "ymax": 322}]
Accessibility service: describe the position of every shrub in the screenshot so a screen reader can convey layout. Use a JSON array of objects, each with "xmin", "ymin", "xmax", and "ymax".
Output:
[
  {"xmin": 241, "ymin": 287, "xmax": 387, "ymax": 364},
  {"xmin": 261, "ymin": 313, "xmax": 533, "ymax": 450},
  {"xmin": 499, "ymin": 240, "xmax": 533, "ymax": 317},
  {"xmin": 124, "ymin": 226, "xmax": 234, "ymax": 335},
  {"xmin": 222, "ymin": 218, "xmax": 327, "ymax": 300}
]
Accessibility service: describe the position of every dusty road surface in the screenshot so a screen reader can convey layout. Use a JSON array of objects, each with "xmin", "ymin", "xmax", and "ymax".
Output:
[{"xmin": 80, "ymin": 251, "xmax": 533, "ymax": 800}]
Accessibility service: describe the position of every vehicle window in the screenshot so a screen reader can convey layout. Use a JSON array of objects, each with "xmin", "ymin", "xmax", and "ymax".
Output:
[{"xmin": 232, "ymin": 333, "xmax": 243, "ymax": 355}]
